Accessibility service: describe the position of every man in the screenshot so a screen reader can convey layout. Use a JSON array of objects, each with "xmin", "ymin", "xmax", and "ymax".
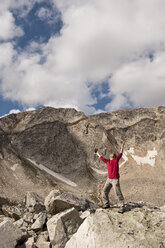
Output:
[{"xmin": 96, "ymin": 144, "xmax": 125, "ymax": 211}]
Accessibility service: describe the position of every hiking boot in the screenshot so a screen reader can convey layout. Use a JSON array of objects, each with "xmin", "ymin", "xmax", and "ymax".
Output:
[
  {"xmin": 102, "ymin": 204, "xmax": 110, "ymax": 209},
  {"xmin": 118, "ymin": 206, "xmax": 125, "ymax": 214}
]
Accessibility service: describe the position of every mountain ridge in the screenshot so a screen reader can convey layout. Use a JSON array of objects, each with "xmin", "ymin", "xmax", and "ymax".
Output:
[{"xmin": 0, "ymin": 106, "xmax": 165, "ymax": 207}]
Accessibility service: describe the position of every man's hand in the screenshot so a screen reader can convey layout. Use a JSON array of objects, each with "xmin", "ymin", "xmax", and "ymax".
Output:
[
  {"xmin": 96, "ymin": 151, "xmax": 101, "ymax": 158},
  {"xmin": 120, "ymin": 142, "xmax": 125, "ymax": 153},
  {"xmin": 96, "ymin": 152, "xmax": 101, "ymax": 158},
  {"xmin": 94, "ymin": 148, "xmax": 101, "ymax": 158}
]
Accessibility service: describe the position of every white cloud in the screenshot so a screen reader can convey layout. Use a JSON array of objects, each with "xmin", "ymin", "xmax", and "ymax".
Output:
[
  {"xmin": 0, "ymin": 10, "xmax": 23, "ymax": 40},
  {"xmin": 0, "ymin": 42, "xmax": 16, "ymax": 69},
  {"xmin": 1, "ymin": 0, "xmax": 165, "ymax": 114},
  {"xmin": 0, "ymin": 0, "xmax": 43, "ymax": 15},
  {"xmin": 0, "ymin": 0, "xmax": 45, "ymax": 41},
  {"xmin": 107, "ymin": 51, "xmax": 165, "ymax": 110}
]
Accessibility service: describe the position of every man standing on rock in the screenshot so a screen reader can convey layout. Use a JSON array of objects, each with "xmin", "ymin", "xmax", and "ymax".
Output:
[{"xmin": 95, "ymin": 144, "xmax": 125, "ymax": 211}]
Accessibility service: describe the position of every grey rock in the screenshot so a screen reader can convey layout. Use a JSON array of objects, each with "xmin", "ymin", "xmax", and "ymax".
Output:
[
  {"xmin": 23, "ymin": 212, "xmax": 34, "ymax": 224},
  {"xmin": 35, "ymin": 232, "xmax": 50, "ymax": 248},
  {"xmin": 25, "ymin": 192, "xmax": 45, "ymax": 213},
  {"xmin": 44, "ymin": 189, "xmax": 61, "ymax": 214},
  {"xmin": 0, "ymin": 220, "xmax": 22, "ymax": 248},
  {"xmin": 80, "ymin": 210, "xmax": 91, "ymax": 219},
  {"xmin": 27, "ymin": 230, "xmax": 37, "ymax": 238},
  {"xmin": 19, "ymin": 227, "xmax": 29, "ymax": 245},
  {"xmin": 0, "ymin": 215, "xmax": 15, "ymax": 224},
  {"xmin": 65, "ymin": 204, "xmax": 165, "ymax": 248},
  {"xmin": 45, "ymin": 190, "xmax": 97, "ymax": 215},
  {"xmin": 25, "ymin": 237, "xmax": 35, "ymax": 248},
  {"xmin": 160, "ymin": 205, "xmax": 165, "ymax": 212},
  {"xmin": 47, "ymin": 207, "xmax": 83, "ymax": 248},
  {"xmin": 36, "ymin": 241, "xmax": 50, "ymax": 248},
  {"xmin": 2, "ymin": 204, "xmax": 24, "ymax": 220},
  {"xmin": 37, "ymin": 231, "xmax": 49, "ymax": 242},
  {"xmin": 13, "ymin": 218, "xmax": 24, "ymax": 228},
  {"xmin": 31, "ymin": 212, "xmax": 47, "ymax": 231}
]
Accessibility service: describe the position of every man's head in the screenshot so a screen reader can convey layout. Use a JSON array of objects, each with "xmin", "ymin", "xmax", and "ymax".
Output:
[{"xmin": 109, "ymin": 153, "xmax": 116, "ymax": 160}]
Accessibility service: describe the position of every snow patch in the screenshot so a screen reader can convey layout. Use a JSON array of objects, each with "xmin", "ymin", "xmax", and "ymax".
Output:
[
  {"xmin": 127, "ymin": 147, "xmax": 158, "ymax": 167},
  {"xmin": 0, "ymin": 108, "xmax": 36, "ymax": 119},
  {"xmin": 26, "ymin": 107, "xmax": 36, "ymax": 112},
  {"xmin": 90, "ymin": 166, "xmax": 107, "ymax": 175},
  {"xmin": 119, "ymin": 152, "xmax": 128, "ymax": 167},
  {"xmin": 27, "ymin": 158, "xmax": 77, "ymax": 187},
  {"xmin": 9, "ymin": 109, "xmax": 21, "ymax": 114}
]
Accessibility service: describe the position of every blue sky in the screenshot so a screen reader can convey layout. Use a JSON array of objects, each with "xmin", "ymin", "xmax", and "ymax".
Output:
[
  {"xmin": 12, "ymin": 1, "xmax": 63, "ymax": 49},
  {"xmin": 1, "ymin": 0, "xmax": 165, "ymax": 116}
]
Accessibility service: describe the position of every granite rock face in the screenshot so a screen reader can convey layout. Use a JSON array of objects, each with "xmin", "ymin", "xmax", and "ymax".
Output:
[{"xmin": 0, "ymin": 106, "xmax": 165, "ymax": 206}]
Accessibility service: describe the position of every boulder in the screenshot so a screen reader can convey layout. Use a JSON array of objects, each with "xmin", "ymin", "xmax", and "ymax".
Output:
[
  {"xmin": 25, "ymin": 237, "xmax": 35, "ymax": 248},
  {"xmin": 0, "ymin": 220, "xmax": 22, "ymax": 248},
  {"xmin": 2, "ymin": 204, "xmax": 24, "ymax": 220},
  {"xmin": 0, "ymin": 215, "xmax": 15, "ymax": 223},
  {"xmin": 23, "ymin": 212, "xmax": 34, "ymax": 224},
  {"xmin": 19, "ymin": 227, "xmax": 29, "ymax": 245},
  {"xmin": 31, "ymin": 212, "xmax": 47, "ymax": 231},
  {"xmin": 80, "ymin": 210, "xmax": 91, "ymax": 219},
  {"xmin": 35, "ymin": 232, "xmax": 50, "ymax": 248},
  {"xmin": 65, "ymin": 205, "xmax": 165, "ymax": 248},
  {"xmin": 25, "ymin": 192, "xmax": 45, "ymax": 213},
  {"xmin": 13, "ymin": 218, "xmax": 24, "ymax": 228},
  {"xmin": 36, "ymin": 242, "xmax": 50, "ymax": 248},
  {"xmin": 160, "ymin": 205, "xmax": 165, "ymax": 212},
  {"xmin": 27, "ymin": 230, "xmax": 37, "ymax": 239},
  {"xmin": 47, "ymin": 207, "xmax": 83, "ymax": 248},
  {"xmin": 44, "ymin": 190, "xmax": 61, "ymax": 214},
  {"xmin": 44, "ymin": 190, "xmax": 96, "ymax": 214}
]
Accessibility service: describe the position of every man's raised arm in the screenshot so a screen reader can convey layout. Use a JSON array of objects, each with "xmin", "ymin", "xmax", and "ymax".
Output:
[
  {"xmin": 120, "ymin": 143, "xmax": 125, "ymax": 154},
  {"xmin": 95, "ymin": 149, "xmax": 109, "ymax": 163}
]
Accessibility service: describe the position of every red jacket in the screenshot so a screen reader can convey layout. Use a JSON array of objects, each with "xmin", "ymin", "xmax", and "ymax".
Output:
[{"xmin": 100, "ymin": 153, "xmax": 122, "ymax": 179}]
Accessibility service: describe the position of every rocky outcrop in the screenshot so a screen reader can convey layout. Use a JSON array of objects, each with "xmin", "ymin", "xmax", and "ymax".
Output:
[
  {"xmin": 0, "ymin": 190, "xmax": 97, "ymax": 248},
  {"xmin": 65, "ymin": 202, "xmax": 165, "ymax": 248},
  {"xmin": 0, "ymin": 190, "xmax": 165, "ymax": 248}
]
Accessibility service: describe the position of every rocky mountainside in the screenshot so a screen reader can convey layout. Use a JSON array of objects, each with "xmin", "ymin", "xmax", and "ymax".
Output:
[{"xmin": 0, "ymin": 106, "xmax": 165, "ymax": 207}]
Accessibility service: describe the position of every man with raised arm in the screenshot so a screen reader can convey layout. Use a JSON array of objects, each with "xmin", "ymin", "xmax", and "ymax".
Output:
[{"xmin": 95, "ymin": 143, "xmax": 125, "ymax": 211}]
